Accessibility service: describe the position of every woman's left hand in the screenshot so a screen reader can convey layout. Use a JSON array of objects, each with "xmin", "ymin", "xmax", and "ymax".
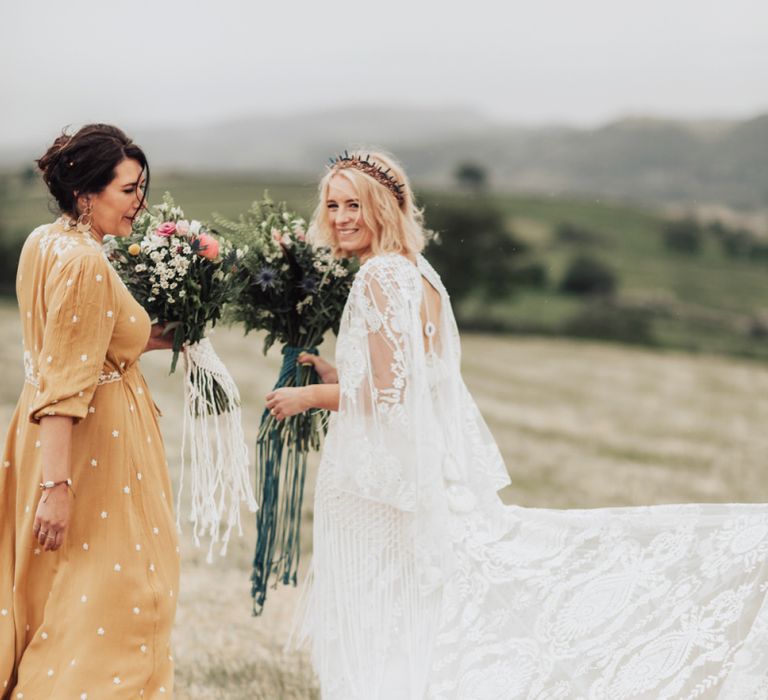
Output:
[
  {"xmin": 143, "ymin": 324, "xmax": 175, "ymax": 353},
  {"xmin": 265, "ymin": 387, "xmax": 313, "ymax": 420}
]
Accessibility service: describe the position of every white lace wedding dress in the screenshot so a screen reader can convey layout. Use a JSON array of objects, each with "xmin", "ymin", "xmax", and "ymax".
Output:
[{"xmin": 296, "ymin": 253, "xmax": 768, "ymax": 700}]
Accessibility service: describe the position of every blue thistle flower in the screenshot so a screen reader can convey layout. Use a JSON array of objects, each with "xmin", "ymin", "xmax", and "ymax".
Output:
[
  {"xmin": 299, "ymin": 275, "xmax": 319, "ymax": 295},
  {"xmin": 255, "ymin": 266, "xmax": 278, "ymax": 291}
]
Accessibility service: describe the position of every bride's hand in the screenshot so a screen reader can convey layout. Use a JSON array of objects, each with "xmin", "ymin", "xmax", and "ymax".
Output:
[
  {"xmin": 143, "ymin": 324, "xmax": 175, "ymax": 353},
  {"xmin": 298, "ymin": 352, "xmax": 338, "ymax": 384},
  {"xmin": 265, "ymin": 387, "xmax": 313, "ymax": 421}
]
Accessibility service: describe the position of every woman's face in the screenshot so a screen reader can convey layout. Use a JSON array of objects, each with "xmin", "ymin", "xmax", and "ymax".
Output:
[
  {"xmin": 83, "ymin": 158, "xmax": 146, "ymax": 239},
  {"xmin": 326, "ymin": 175, "xmax": 374, "ymax": 259}
]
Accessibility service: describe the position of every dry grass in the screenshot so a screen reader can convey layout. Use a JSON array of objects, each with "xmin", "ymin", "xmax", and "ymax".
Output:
[{"xmin": 2, "ymin": 301, "xmax": 767, "ymax": 698}]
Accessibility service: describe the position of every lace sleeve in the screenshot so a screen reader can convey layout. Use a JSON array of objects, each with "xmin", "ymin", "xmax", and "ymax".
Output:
[
  {"xmin": 358, "ymin": 262, "xmax": 410, "ymax": 406},
  {"xmin": 334, "ymin": 256, "xmax": 422, "ymax": 510}
]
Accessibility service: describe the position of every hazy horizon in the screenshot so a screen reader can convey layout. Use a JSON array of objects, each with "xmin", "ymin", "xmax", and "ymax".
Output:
[{"xmin": 2, "ymin": 0, "xmax": 766, "ymax": 148}]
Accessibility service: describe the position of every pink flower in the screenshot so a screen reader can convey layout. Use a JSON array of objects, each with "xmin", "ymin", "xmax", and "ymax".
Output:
[
  {"xmin": 271, "ymin": 228, "xmax": 283, "ymax": 243},
  {"xmin": 156, "ymin": 222, "xmax": 177, "ymax": 237},
  {"xmin": 175, "ymin": 219, "xmax": 190, "ymax": 236},
  {"xmin": 196, "ymin": 233, "xmax": 219, "ymax": 260}
]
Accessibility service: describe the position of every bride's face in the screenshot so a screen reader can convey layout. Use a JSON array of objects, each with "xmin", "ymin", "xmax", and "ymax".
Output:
[{"xmin": 326, "ymin": 175, "xmax": 374, "ymax": 259}]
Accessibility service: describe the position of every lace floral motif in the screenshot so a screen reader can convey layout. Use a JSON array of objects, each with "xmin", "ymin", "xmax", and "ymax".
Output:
[
  {"xmin": 24, "ymin": 363, "xmax": 123, "ymax": 389},
  {"xmin": 339, "ymin": 256, "xmax": 415, "ymax": 413},
  {"xmin": 334, "ymin": 256, "xmax": 424, "ymax": 510},
  {"xmin": 97, "ymin": 369, "xmax": 122, "ymax": 385},
  {"xmin": 300, "ymin": 254, "xmax": 768, "ymax": 700},
  {"xmin": 423, "ymin": 503, "xmax": 768, "ymax": 699},
  {"xmin": 36, "ymin": 220, "xmax": 101, "ymax": 259}
]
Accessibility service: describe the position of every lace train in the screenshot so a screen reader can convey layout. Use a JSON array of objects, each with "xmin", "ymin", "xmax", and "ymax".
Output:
[{"xmin": 297, "ymin": 253, "xmax": 768, "ymax": 699}]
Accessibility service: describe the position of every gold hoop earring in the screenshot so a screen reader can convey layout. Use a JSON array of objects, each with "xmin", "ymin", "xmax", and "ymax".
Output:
[{"xmin": 76, "ymin": 201, "xmax": 93, "ymax": 232}]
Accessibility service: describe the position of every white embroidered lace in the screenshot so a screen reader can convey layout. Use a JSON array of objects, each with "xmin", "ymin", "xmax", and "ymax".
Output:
[
  {"xmin": 296, "ymin": 253, "xmax": 768, "ymax": 700},
  {"xmin": 24, "ymin": 364, "xmax": 123, "ymax": 389}
]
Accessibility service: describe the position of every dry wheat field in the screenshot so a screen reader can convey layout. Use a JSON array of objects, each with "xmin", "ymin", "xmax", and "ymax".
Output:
[{"xmin": 1, "ymin": 302, "xmax": 767, "ymax": 699}]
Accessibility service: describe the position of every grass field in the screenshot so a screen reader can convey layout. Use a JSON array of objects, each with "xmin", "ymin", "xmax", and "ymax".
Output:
[
  {"xmin": 422, "ymin": 189, "xmax": 768, "ymax": 358},
  {"xmin": 2, "ymin": 301, "xmax": 767, "ymax": 698}
]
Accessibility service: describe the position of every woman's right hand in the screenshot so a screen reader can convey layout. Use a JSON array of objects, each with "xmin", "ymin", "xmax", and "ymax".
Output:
[
  {"xmin": 143, "ymin": 323, "xmax": 175, "ymax": 353},
  {"xmin": 298, "ymin": 352, "xmax": 338, "ymax": 384},
  {"xmin": 33, "ymin": 485, "xmax": 71, "ymax": 552}
]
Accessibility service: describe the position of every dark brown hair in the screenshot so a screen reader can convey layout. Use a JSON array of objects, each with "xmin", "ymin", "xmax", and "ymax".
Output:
[{"xmin": 36, "ymin": 124, "xmax": 150, "ymax": 217}]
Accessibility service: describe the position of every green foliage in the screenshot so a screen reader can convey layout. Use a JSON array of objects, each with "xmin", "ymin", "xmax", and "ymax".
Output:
[
  {"xmin": 709, "ymin": 220, "xmax": 768, "ymax": 261},
  {"xmin": 0, "ymin": 233, "xmax": 21, "ymax": 296},
  {"xmin": 2, "ymin": 171, "xmax": 767, "ymax": 361},
  {"xmin": 423, "ymin": 196, "xmax": 538, "ymax": 301},
  {"xmin": 559, "ymin": 255, "xmax": 618, "ymax": 296},
  {"xmin": 213, "ymin": 196, "xmax": 358, "ymax": 614},
  {"xmin": 513, "ymin": 261, "xmax": 549, "ymax": 289},
  {"xmin": 19, "ymin": 165, "xmax": 37, "ymax": 188},
  {"xmin": 213, "ymin": 196, "xmax": 357, "ymax": 354},
  {"xmin": 108, "ymin": 192, "xmax": 243, "ymax": 373},
  {"xmin": 750, "ymin": 313, "xmax": 768, "ymax": 339},
  {"xmin": 555, "ymin": 221, "xmax": 605, "ymax": 246},
  {"xmin": 454, "ymin": 162, "xmax": 488, "ymax": 191},
  {"xmin": 0, "ymin": 182, "xmax": 22, "ymax": 295},
  {"xmin": 563, "ymin": 301, "xmax": 654, "ymax": 344},
  {"xmin": 662, "ymin": 218, "xmax": 702, "ymax": 255}
]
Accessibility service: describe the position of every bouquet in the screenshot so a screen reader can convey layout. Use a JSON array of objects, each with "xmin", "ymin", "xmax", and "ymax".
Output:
[
  {"xmin": 108, "ymin": 193, "xmax": 257, "ymax": 559},
  {"xmin": 215, "ymin": 195, "xmax": 357, "ymax": 613},
  {"xmin": 109, "ymin": 193, "xmax": 239, "ymax": 374}
]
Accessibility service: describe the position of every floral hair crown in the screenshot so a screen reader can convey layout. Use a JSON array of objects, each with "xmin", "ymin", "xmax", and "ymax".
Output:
[{"xmin": 329, "ymin": 152, "xmax": 406, "ymax": 206}]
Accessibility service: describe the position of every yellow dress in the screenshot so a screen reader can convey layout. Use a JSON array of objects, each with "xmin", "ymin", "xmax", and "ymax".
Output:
[{"xmin": 0, "ymin": 218, "xmax": 180, "ymax": 699}]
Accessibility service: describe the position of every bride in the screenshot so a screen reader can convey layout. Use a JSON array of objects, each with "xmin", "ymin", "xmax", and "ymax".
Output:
[{"xmin": 265, "ymin": 151, "xmax": 768, "ymax": 699}]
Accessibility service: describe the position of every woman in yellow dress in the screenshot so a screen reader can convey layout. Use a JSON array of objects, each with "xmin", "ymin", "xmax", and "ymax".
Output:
[{"xmin": 1, "ymin": 124, "xmax": 180, "ymax": 699}]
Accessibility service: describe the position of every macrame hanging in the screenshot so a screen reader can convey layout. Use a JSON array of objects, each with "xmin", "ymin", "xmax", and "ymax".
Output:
[
  {"xmin": 178, "ymin": 337, "xmax": 258, "ymax": 561},
  {"xmin": 251, "ymin": 346, "xmax": 324, "ymax": 615}
]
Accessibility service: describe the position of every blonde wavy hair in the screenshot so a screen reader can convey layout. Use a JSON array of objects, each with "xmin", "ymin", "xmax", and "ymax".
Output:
[{"xmin": 308, "ymin": 150, "xmax": 428, "ymax": 258}]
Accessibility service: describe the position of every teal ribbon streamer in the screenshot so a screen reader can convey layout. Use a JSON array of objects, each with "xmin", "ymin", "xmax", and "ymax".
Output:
[{"xmin": 251, "ymin": 345, "xmax": 319, "ymax": 615}]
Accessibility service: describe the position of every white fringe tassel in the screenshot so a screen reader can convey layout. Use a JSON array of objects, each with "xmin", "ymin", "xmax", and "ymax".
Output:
[{"xmin": 178, "ymin": 337, "xmax": 257, "ymax": 562}]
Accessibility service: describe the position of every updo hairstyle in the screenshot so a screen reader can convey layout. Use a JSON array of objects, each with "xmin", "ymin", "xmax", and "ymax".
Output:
[{"xmin": 36, "ymin": 124, "xmax": 149, "ymax": 217}]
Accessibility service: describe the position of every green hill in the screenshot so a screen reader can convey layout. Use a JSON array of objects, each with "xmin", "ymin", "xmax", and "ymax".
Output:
[
  {"xmin": 4, "ymin": 109, "xmax": 766, "ymax": 208},
  {"xmin": 1, "ymin": 172, "xmax": 766, "ymax": 360}
]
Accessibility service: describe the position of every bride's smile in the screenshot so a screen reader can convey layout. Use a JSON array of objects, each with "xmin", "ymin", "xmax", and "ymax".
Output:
[{"xmin": 326, "ymin": 174, "xmax": 374, "ymax": 259}]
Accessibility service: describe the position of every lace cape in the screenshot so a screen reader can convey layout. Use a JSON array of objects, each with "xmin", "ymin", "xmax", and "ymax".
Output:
[
  {"xmin": 300, "ymin": 253, "xmax": 507, "ymax": 692},
  {"xmin": 299, "ymin": 254, "xmax": 768, "ymax": 700}
]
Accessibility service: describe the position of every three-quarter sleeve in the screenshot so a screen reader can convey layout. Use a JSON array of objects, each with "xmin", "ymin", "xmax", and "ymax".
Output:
[
  {"xmin": 334, "ymin": 257, "xmax": 425, "ymax": 510},
  {"xmin": 29, "ymin": 252, "xmax": 117, "ymax": 423}
]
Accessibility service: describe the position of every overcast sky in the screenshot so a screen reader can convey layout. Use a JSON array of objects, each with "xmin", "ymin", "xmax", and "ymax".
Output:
[{"xmin": 1, "ymin": 0, "xmax": 766, "ymax": 147}]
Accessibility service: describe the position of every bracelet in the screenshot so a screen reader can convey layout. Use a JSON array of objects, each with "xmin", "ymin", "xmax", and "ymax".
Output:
[
  {"xmin": 40, "ymin": 478, "xmax": 72, "ymax": 490},
  {"xmin": 39, "ymin": 478, "xmax": 76, "ymax": 501}
]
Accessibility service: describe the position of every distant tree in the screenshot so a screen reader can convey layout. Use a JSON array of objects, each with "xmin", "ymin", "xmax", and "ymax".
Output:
[
  {"xmin": 454, "ymin": 163, "xmax": 488, "ymax": 192},
  {"xmin": 559, "ymin": 255, "xmax": 617, "ymax": 296},
  {"xmin": 513, "ymin": 261, "xmax": 548, "ymax": 289},
  {"xmin": 555, "ymin": 222, "xmax": 604, "ymax": 246},
  {"xmin": 20, "ymin": 165, "xmax": 37, "ymax": 187},
  {"xmin": 0, "ymin": 234, "xmax": 22, "ymax": 296},
  {"xmin": 423, "ymin": 197, "xmax": 530, "ymax": 301},
  {"xmin": 750, "ymin": 312, "xmax": 768, "ymax": 339},
  {"xmin": 662, "ymin": 218, "xmax": 702, "ymax": 255},
  {"xmin": 752, "ymin": 241, "xmax": 768, "ymax": 261},
  {"xmin": 720, "ymin": 228, "xmax": 755, "ymax": 258},
  {"xmin": 563, "ymin": 301, "xmax": 653, "ymax": 344}
]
